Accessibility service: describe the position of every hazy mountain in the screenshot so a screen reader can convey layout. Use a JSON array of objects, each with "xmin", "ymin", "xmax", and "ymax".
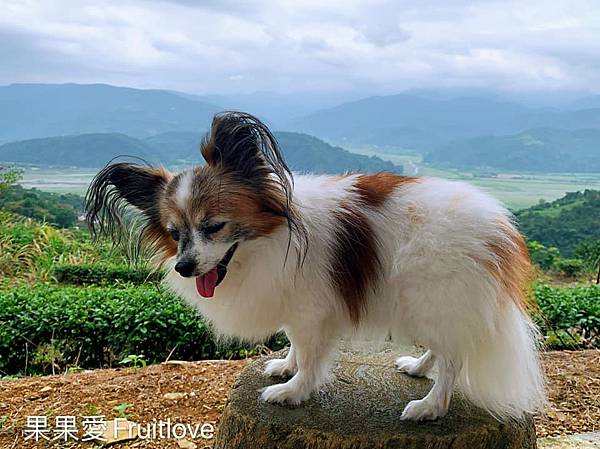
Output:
[
  {"xmin": 568, "ymin": 95, "xmax": 600, "ymax": 110},
  {"xmin": 289, "ymin": 94, "xmax": 530, "ymax": 151},
  {"xmin": 0, "ymin": 131, "xmax": 402, "ymax": 174},
  {"xmin": 426, "ymin": 128, "xmax": 600, "ymax": 172},
  {"xmin": 4, "ymin": 83, "xmax": 600, "ymax": 173},
  {"xmin": 0, "ymin": 83, "xmax": 221, "ymax": 141},
  {"xmin": 195, "ymin": 91, "xmax": 358, "ymax": 126},
  {"xmin": 289, "ymin": 93, "xmax": 600, "ymax": 152}
]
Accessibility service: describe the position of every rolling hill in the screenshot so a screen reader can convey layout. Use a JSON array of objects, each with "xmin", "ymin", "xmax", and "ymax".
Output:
[
  {"xmin": 0, "ymin": 132, "xmax": 402, "ymax": 174},
  {"xmin": 274, "ymin": 132, "xmax": 398, "ymax": 173},
  {"xmin": 426, "ymin": 128, "xmax": 600, "ymax": 173},
  {"xmin": 515, "ymin": 189, "xmax": 600, "ymax": 256},
  {"xmin": 0, "ymin": 134, "xmax": 159, "ymax": 167}
]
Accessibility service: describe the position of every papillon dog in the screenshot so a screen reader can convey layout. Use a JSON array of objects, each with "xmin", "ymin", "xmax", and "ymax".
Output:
[{"xmin": 85, "ymin": 112, "xmax": 545, "ymax": 421}]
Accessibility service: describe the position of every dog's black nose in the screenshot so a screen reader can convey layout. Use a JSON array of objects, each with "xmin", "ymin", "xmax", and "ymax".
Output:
[{"xmin": 174, "ymin": 260, "xmax": 196, "ymax": 277}]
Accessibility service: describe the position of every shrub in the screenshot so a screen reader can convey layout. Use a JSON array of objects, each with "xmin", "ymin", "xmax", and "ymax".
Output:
[
  {"xmin": 553, "ymin": 258, "xmax": 586, "ymax": 278},
  {"xmin": 53, "ymin": 263, "xmax": 161, "ymax": 285},
  {"xmin": 534, "ymin": 283, "xmax": 600, "ymax": 348},
  {"xmin": 0, "ymin": 283, "xmax": 286, "ymax": 375}
]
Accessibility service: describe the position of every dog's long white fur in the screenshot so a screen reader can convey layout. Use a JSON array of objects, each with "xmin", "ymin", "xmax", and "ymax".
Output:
[{"xmin": 165, "ymin": 174, "xmax": 546, "ymax": 421}]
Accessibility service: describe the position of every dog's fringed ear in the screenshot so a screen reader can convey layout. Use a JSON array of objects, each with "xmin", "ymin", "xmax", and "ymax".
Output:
[
  {"xmin": 201, "ymin": 111, "xmax": 293, "ymax": 185},
  {"xmin": 201, "ymin": 112, "xmax": 308, "ymax": 265},
  {"xmin": 84, "ymin": 162, "xmax": 171, "ymax": 242}
]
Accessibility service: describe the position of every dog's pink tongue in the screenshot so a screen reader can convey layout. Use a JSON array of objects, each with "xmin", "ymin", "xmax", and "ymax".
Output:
[{"xmin": 195, "ymin": 268, "xmax": 219, "ymax": 298}]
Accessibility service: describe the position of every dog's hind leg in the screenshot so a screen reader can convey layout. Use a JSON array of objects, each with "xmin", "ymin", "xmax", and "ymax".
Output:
[
  {"xmin": 395, "ymin": 350, "xmax": 435, "ymax": 378},
  {"xmin": 400, "ymin": 355, "xmax": 460, "ymax": 421}
]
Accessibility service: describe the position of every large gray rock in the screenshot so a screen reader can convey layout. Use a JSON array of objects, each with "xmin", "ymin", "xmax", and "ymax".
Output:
[{"xmin": 215, "ymin": 346, "xmax": 537, "ymax": 449}]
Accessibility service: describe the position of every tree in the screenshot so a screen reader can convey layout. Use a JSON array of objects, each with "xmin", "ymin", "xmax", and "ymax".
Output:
[
  {"xmin": 575, "ymin": 240, "xmax": 600, "ymax": 284},
  {"xmin": 0, "ymin": 166, "xmax": 23, "ymax": 194}
]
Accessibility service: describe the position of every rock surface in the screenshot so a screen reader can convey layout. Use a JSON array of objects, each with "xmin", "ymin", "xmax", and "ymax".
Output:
[
  {"xmin": 215, "ymin": 346, "xmax": 537, "ymax": 449},
  {"xmin": 538, "ymin": 433, "xmax": 600, "ymax": 449}
]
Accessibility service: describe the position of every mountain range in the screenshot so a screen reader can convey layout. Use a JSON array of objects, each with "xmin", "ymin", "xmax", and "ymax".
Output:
[
  {"xmin": 289, "ymin": 94, "xmax": 600, "ymax": 153},
  {"xmin": 2, "ymin": 83, "xmax": 600, "ymax": 173},
  {"xmin": 0, "ymin": 131, "xmax": 400, "ymax": 174}
]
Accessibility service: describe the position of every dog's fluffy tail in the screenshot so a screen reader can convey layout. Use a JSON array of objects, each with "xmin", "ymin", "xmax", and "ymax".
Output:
[{"xmin": 457, "ymin": 301, "xmax": 546, "ymax": 420}]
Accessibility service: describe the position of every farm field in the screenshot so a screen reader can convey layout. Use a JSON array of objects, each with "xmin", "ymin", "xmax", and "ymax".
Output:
[
  {"xmin": 20, "ymin": 167, "xmax": 98, "ymax": 195},
  {"xmin": 17, "ymin": 159, "xmax": 600, "ymax": 211},
  {"xmin": 350, "ymin": 148, "xmax": 600, "ymax": 210}
]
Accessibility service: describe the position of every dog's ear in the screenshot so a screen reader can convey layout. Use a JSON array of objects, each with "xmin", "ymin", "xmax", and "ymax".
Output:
[
  {"xmin": 201, "ymin": 112, "xmax": 308, "ymax": 265},
  {"xmin": 85, "ymin": 162, "xmax": 172, "ymax": 240},
  {"xmin": 201, "ymin": 112, "xmax": 292, "ymax": 184}
]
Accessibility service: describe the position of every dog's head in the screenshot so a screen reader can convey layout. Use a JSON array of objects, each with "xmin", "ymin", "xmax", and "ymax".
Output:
[{"xmin": 85, "ymin": 112, "xmax": 305, "ymax": 297}]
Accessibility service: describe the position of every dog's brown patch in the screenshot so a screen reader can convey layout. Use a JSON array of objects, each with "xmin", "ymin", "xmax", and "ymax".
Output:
[
  {"xmin": 143, "ymin": 222, "xmax": 178, "ymax": 263},
  {"xmin": 354, "ymin": 173, "xmax": 418, "ymax": 207},
  {"xmin": 329, "ymin": 202, "xmax": 381, "ymax": 324},
  {"xmin": 161, "ymin": 166, "xmax": 288, "ymax": 243},
  {"xmin": 485, "ymin": 220, "xmax": 534, "ymax": 311}
]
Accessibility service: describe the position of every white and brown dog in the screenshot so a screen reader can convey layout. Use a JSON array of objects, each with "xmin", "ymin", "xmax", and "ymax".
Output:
[{"xmin": 86, "ymin": 112, "xmax": 545, "ymax": 421}]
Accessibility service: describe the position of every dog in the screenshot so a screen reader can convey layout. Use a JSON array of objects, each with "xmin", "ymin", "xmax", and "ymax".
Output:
[{"xmin": 85, "ymin": 111, "xmax": 546, "ymax": 421}]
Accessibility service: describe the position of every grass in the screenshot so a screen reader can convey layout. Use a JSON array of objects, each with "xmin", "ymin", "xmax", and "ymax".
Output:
[{"xmin": 348, "ymin": 147, "xmax": 600, "ymax": 210}]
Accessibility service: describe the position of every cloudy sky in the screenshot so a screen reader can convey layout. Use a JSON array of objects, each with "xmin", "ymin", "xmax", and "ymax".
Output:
[{"xmin": 1, "ymin": 0, "xmax": 600, "ymax": 95}]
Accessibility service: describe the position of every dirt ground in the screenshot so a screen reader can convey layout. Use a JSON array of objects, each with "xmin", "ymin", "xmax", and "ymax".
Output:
[{"xmin": 0, "ymin": 350, "xmax": 598, "ymax": 448}]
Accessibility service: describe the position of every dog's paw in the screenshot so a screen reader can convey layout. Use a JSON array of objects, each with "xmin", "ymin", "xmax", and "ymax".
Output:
[
  {"xmin": 264, "ymin": 358, "xmax": 296, "ymax": 377},
  {"xmin": 400, "ymin": 399, "xmax": 445, "ymax": 421},
  {"xmin": 395, "ymin": 356, "xmax": 427, "ymax": 377},
  {"xmin": 260, "ymin": 382, "xmax": 310, "ymax": 405}
]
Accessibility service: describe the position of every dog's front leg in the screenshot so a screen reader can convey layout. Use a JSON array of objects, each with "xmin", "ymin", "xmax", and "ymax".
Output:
[
  {"xmin": 264, "ymin": 339, "xmax": 297, "ymax": 377},
  {"xmin": 261, "ymin": 319, "xmax": 336, "ymax": 405}
]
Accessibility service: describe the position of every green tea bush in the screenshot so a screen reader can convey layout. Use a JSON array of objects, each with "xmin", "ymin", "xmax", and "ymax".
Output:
[
  {"xmin": 534, "ymin": 283, "xmax": 600, "ymax": 348},
  {"xmin": 0, "ymin": 283, "xmax": 285, "ymax": 375},
  {"xmin": 53, "ymin": 263, "xmax": 161, "ymax": 285}
]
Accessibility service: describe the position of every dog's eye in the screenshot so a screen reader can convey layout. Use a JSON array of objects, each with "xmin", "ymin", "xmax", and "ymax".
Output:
[
  {"xmin": 168, "ymin": 229, "xmax": 180, "ymax": 241},
  {"xmin": 204, "ymin": 222, "xmax": 226, "ymax": 235}
]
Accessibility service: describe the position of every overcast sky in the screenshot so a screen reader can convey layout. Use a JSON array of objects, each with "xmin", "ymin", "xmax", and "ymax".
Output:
[{"xmin": 2, "ymin": 0, "xmax": 600, "ymax": 95}]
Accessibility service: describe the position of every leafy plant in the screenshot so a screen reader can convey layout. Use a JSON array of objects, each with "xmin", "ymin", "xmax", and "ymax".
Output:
[
  {"xmin": 119, "ymin": 354, "xmax": 147, "ymax": 369},
  {"xmin": 533, "ymin": 283, "xmax": 600, "ymax": 348},
  {"xmin": 112, "ymin": 403, "xmax": 133, "ymax": 419}
]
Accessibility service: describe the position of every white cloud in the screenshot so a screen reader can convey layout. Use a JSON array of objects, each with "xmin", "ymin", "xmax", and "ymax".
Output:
[{"xmin": 1, "ymin": 0, "xmax": 600, "ymax": 94}]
